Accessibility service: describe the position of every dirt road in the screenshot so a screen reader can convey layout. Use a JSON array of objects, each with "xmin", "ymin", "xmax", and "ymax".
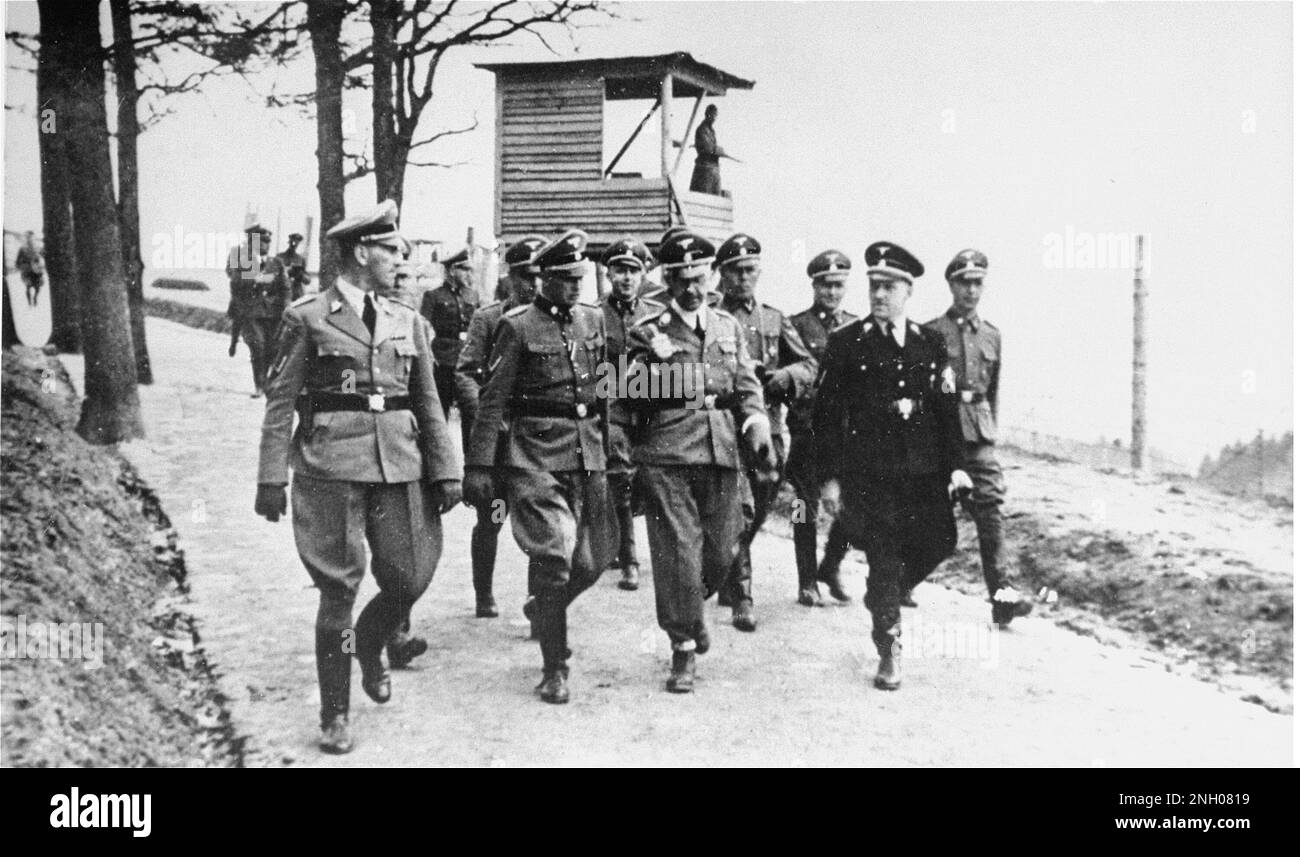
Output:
[{"xmin": 60, "ymin": 317, "xmax": 1292, "ymax": 766}]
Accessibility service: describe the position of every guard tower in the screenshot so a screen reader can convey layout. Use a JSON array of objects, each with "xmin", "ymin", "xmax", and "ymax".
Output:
[{"xmin": 476, "ymin": 53, "xmax": 754, "ymax": 252}]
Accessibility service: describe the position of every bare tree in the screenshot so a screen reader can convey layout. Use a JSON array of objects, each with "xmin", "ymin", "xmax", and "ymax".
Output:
[
  {"xmin": 308, "ymin": 0, "xmax": 350, "ymax": 288},
  {"xmin": 35, "ymin": 26, "xmax": 81, "ymax": 354},
  {"xmin": 40, "ymin": 0, "xmax": 144, "ymax": 443}
]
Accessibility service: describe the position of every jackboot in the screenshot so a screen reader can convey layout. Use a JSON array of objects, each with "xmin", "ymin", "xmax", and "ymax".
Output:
[
  {"xmin": 816, "ymin": 521, "xmax": 852, "ymax": 603},
  {"xmin": 794, "ymin": 516, "xmax": 822, "ymax": 606},
  {"xmin": 666, "ymin": 650, "xmax": 696, "ymax": 693},
  {"xmin": 471, "ymin": 518, "xmax": 499, "ymax": 618},
  {"xmin": 316, "ymin": 628, "xmax": 353, "ymax": 751},
  {"xmin": 535, "ymin": 592, "xmax": 571, "ymax": 704},
  {"xmin": 872, "ymin": 625, "xmax": 902, "ymax": 691}
]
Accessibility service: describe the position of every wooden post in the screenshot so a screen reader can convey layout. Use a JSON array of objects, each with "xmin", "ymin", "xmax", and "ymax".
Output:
[
  {"xmin": 660, "ymin": 73, "xmax": 674, "ymax": 178},
  {"xmin": 1131, "ymin": 234, "xmax": 1148, "ymax": 471},
  {"xmin": 672, "ymin": 92, "xmax": 705, "ymax": 176}
]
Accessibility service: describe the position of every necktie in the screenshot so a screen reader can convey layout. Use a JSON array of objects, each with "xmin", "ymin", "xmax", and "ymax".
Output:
[
  {"xmin": 363, "ymin": 293, "xmax": 377, "ymax": 336},
  {"xmin": 884, "ymin": 321, "xmax": 897, "ymax": 349},
  {"xmin": 694, "ymin": 317, "xmax": 706, "ymax": 340}
]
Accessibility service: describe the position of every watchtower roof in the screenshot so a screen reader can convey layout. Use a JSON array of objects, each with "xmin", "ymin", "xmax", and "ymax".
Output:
[{"xmin": 475, "ymin": 52, "xmax": 755, "ymax": 100}]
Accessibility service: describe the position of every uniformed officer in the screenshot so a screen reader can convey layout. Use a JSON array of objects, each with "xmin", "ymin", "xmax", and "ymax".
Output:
[
  {"xmin": 715, "ymin": 233, "xmax": 816, "ymax": 631},
  {"xmin": 226, "ymin": 225, "xmax": 287, "ymax": 396},
  {"xmin": 420, "ymin": 246, "xmax": 481, "ymax": 442},
  {"xmin": 254, "ymin": 200, "xmax": 462, "ymax": 753},
  {"xmin": 625, "ymin": 227, "xmax": 772, "ymax": 692},
  {"xmin": 277, "ymin": 232, "xmax": 313, "ymax": 301},
  {"xmin": 924, "ymin": 249, "xmax": 1033, "ymax": 626},
  {"xmin": 453, "ymin": 234, "xmax": 547, "ymax": 620},
  {"xmin": 599, "ymin": 237, "xmax": 664, "ymax": 592},
  {"xmin": 787, "ymin": 250, "xmax": 857, "ymax": 606},
  {"xmin": 463, "ymin": 229, "xmax": 616, "ymax": 704},
  {"xmin": 814, "ymin": 241, "xmax": 970, "ymax": 691}
]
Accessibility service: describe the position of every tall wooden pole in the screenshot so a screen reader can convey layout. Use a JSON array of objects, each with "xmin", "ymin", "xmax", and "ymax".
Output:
[
  {"xmin": 1131, "ymin": 234, "xmax": 1148, "ymax": 471},
  {"xmin": 660, "ymin": 73, "xmax": 674, "ymax": 179}
]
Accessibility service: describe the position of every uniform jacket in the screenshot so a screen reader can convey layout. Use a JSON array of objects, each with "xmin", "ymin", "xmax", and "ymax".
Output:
[
  {"xmin": 813, "ymin": 317, "xmax": 964, "ymax": 481},
  {"xmin": 719, "ymin": 296, "xmax": 817, "ymax": 425},
  {"xmin": 465, "ymin": 298, "xmax": 608, "ymax": 472},
  {"xmin": 601, "ymin": 293, "xmax": 665, "ymax": 426},
  {"xmin": 787, "ymin": 305, "xmax": 858, "ymax": 437},
  {"xmin": 625, "ymin": 305, "xmax": 766, "ymax": 470},
  {"xmin": 257, "ymin": 281, "xmax": 460, "ymax": 485},
  {"xmin": 924, "ymin": 309, "xmax": 1000, "ymax": 444},
  {"xmin": 226, "ymin": 245, "xmax": 289, "ymax": 320},
  {"xmin": 420, "ymin": 281, "xmax": 481, "ymax": 368},
  {"xmin": 452, "ymin": 297, "xmax": 521, "ymax": 422},
  {"xmin": 276, "ymin": 249, "xmax": 311, "ymax": 301}
]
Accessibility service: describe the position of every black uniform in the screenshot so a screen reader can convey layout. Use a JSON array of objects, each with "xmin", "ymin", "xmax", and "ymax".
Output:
[
  {"xmin": 813, "ymin": 317, "xmax": 964, "ymax": 654},
  {"xmin": 420, "ymin": 279, "xmax": 481, "ymax": 441}
]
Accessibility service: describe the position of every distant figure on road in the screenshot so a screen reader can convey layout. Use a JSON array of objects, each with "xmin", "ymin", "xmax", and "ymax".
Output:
[
  {"xmin": 15, "ymin": 231, "xmax": 45, "ymax": 307},
  {"xmin": 276, "ymin": 232, "xmax": 312, "ymax": 301},
  {"xmin": 226, "ymin": 225, "xmax": 286, "ymax": 397},
  {"xmin": 689, "ymin": 104, "xmax": 725, "ymax": 195}
]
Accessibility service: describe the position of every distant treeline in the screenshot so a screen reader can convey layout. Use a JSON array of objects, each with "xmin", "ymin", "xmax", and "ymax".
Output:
[{"xmin": 1198, "ymin": 432, "xmax": 1293, "ymax": 505}]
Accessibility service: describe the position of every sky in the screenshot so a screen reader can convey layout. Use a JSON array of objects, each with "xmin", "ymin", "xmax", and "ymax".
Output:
[{"xmin": 1, "ymin": 0, "xmax": 1293, "ymax": 465}]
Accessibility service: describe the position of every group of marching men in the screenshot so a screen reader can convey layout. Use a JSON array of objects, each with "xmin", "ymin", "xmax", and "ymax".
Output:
[{"xmin": 253, "ymin": 199, "xmax": 1034, "ymax": 755}]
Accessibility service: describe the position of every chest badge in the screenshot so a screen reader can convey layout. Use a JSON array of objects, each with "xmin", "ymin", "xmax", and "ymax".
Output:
[
  {"xmin": 897, "ymin": 398, "xmax": 914, "ymax": 420},
  {"xmin": 941, "ymin": 366, "xmax": 957, "ymax": 394}
]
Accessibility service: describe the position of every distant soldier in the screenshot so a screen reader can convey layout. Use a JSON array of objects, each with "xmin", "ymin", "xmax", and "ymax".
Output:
[
  {"xmin": 715, "ymin": 233, "xmax": 816, "ymax": 632},
  {"xmin": 924, "ymin": 249, "xmax": 1034, "ymax": 626},
  {"xmin": 277, "ymin": 232, "xmax": 312, "ymax": 301},
  {"xmin": 599, "ymin": 237, "xmax": 664, "ymax": 591},
  {"xmin": 226, "ymin": 225, "xmax": 288, "ymax": 396},
  {"xmin": 787, "ymin": 250, "xmax": 857, "ymax": 606},
  {"xmin": 254, "ymin": 200, "xmax": 461, "ymax": 753},
  {"xmin": 15, "ymin": 231, "xmax": 45, "ymax": 307},
  {"xmin": 690, "ymin": 104, "xmax": 725, "ymax": 195},
  {"xmin": 420, "ymin": 247, "xmax": 481, "ymax": 445},
  {"xmin": 453, "ymin": 234, "xmax": 546, "ymax": 620},
  {"xmin": 625, "ymin": 227, "xmax": 773, "ymax": 692},
  {"xmin": 814, "ymin": 241, "xmax": 970, "ymax": 691},
  {"xmin": 463, "ymin": 229, "xmax": 615, "ymax": 704}
]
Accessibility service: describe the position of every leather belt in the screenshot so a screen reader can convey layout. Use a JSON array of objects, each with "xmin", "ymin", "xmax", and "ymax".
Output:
[
  {"xmin": 959, "ymin": 390, "xmax": 986, "ymax": 404},
  {"xmin": 513, "ymin": 400, "xmax": 599, "ymax": 419},
  {"xmin": 308, "ymin": 392, "xmax": 411, "ymax": 413},
  {"xmin": 644, "ymin": 392, "xmax": 739, "ymax": 413}
]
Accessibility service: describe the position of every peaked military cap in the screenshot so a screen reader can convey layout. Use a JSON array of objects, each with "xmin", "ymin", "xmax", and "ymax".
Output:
[
  {"xmin": 656, "ymin": 228, "xmax": 715, "ymax": 273},
  {"xmin": 534, "ymin": 228, "xmax": 590, "ymax": 274},
  {"xmin": 443, "ymin": 247, "xmax": 473, "ymax": 269},
  {"xmin": 714, "ymin": 233, "xmax": 762, "ymax": 269},
  {"xmin": 864, "ymin": 241, "xmax": 924, "ymax": 283},
  {"xmin": 504, "ymin": 235, "xmax": 547, "ymax": 269},
  {"xmin": 945, "ymin": 248, "xmax": 989, "ymax": 281},
  {"xmin": 244, "ymin": 222, "xmax": 267, "ymax": 235},
  {"xmin": 288, "ymin": 232, "xmax": 304, "ymax": 242},
  {"xmin": 602, "ymin": 237, "xmax": 653, "ymax": 271},
  {"xmin": 325, "ymin": 199, "xmax": 403, "ymax": 248},
  {"xmin": 807, "ymin": 249, "xmax": 852, "ymax": 281}
]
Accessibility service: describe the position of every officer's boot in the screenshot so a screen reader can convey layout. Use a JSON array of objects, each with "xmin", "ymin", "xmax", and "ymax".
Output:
[
  {"xmin": 728, "ymin": 547, "xmax": 758, "ymax": 632},
  {"xmin": 616, "ymin": 506, "xmax": 640, "ymax": 592},
  {"xmin": 816, "ymin": 521, "xmax": 852, "ymax": 603},
  {"xmin": 666, "ymin": 647, "xmax": 696, "ymax": 694},
  {"xmin": 979, "ymin": 512, "xmax": 1032, "ymax": 627},
  {"xmin": 793, "ymin": 515, "xmax": 822, "ymax": 606},
  {"xmin": 471, "ymin": 518, "xmax": 499, "ymax": 618},
  {"xmin": 535, "ymin": 593, "xmax": 570, "ymax": 704},
  {"xmin": 316, "ymin": 627, "xmax": 354, "ymax": 754},
  {"xmin": 386, "ymin": 609, "xmax": 428, "ymax": 669},
  {"xmin": 354, "ymin": 598, "xmax": 393, "ymax": 704},
  {"xmin": 872, "ymin": 624, "xmax": 902, "ymax": 691}
]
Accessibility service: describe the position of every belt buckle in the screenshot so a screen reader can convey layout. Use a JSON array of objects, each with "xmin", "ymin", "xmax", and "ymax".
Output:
[
  {"xmin": 368, "ymin": 394, "xmax": 386, "ymax": 413},
  {"xmin": 575, "ymin": 403, "xmax": 588, "ymax": 418},
  {"xmin": 459, "ymin": 331, "xmax": 468, "ymax": 341},
  {"xmin": 703, "ymin": 394, "xmax": 717, "ymax": 409},
  {"xmin": 960, "ymin": 390, "xmax": 974, "ymax": 404},
  {"xmin": 895, "ymin": 398, "xmax": 914, "ymax": 420}
]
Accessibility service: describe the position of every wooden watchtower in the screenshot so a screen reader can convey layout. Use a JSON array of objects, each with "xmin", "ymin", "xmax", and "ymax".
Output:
[{"xmin": 475, "ymin": 53, "xmax": 754, "ymax": 252}]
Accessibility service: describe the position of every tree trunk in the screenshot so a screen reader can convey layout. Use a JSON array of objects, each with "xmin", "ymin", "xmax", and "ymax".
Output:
[
  {"xmin": 2, "ymin": 270, "xmax": 18, "ymax": 349},
  {"xmin": 308, "ymin": 0, "xmax": 347, "ymax": 288},
  {"xmin": 110, "ymin": 0, "xmax": 152, "ymax": 384},
  {"xmin": 41, "ymin": 0, "xmax": 144, "ymax": 443},
  {"xmin": 369, "ymin": 0, "xmax": 400, "ymax": 206},
  {"xmin": 37, "ymin": 14, "xmax": 81, "ymax": 354}
]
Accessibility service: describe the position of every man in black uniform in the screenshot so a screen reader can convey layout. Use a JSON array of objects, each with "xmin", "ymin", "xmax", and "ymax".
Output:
[
  {"xmin": 814, "ymin": 241, "xmax": 971, "ymax": 691},
  {"xmin": 599, "ymin": 237, "xmax": 664, "ymax": 591},
  {"xmin": 420, "ymin": 247, "xmax": 481, "ymax": 444},
  {"xmin": 227, "ymin": 225, "xmax": 288, "ymax": 397},
  {"xmin": 787, "ymin": 250, "xmax": 856, "ymax": 606},
  {"xmin": 715, "ymin": 233, "xmax": 816, "ymax": 631},
  {"xmin": 454, "ymin": 235, "xmax": 546, "ymax": 619},
  {"xmin": 690, "ymin": 104, "xmax": 725, "ymax": 195},
  {"xmin": 925, "ymin": 249, "xmax": 1034, "ymax": 626},
  {"xmin": 277, "ymin": 232, "xmax": 312, "ymax": 300},
  {"xmin": 463, "ymin": 229, "xmax": 615, "ymax": 703}
]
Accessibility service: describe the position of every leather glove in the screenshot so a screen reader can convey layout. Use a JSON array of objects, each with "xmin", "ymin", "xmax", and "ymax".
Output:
[
  {"xmin": 427, "ymin": 479, "xmax": 463, "ymax": 514},
  {"xmin": 255, "ymin": 483, "xmax": 287, "ymax": 522},
  {"xmin": 462, "ymin": 468, "xmax": 495, "ymax": 510},
  {"xmin": 744, "ymin": 419, "xmax": 779, "ymax": 483},
  {"xmin": 948, "ymin": 469, "xmax": 974, "ymax": 503},
  {"xmin": 819, "ymin": 479, "xmax": 842, "ymax": 520}
]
